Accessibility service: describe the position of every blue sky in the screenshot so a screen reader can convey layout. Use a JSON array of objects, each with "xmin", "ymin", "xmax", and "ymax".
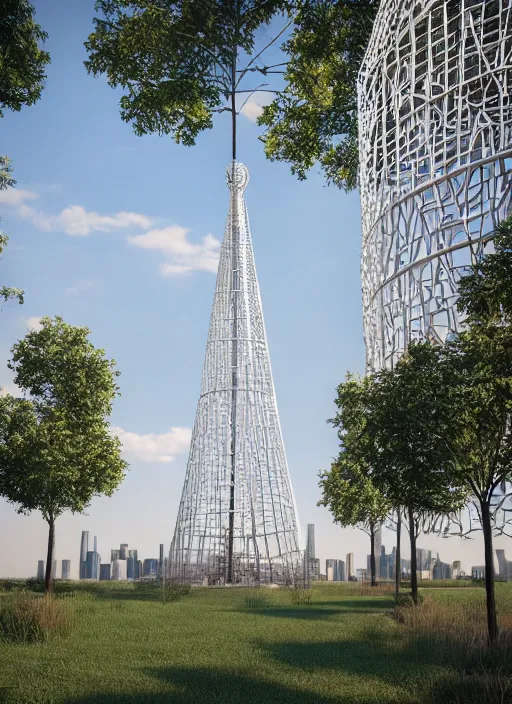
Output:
[{"xmin": 0, "ymin": 1, "xmax": 501, "ymax": 579}]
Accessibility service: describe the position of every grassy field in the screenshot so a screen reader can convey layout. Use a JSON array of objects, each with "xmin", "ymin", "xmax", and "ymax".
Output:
[{"xmin": 0, "ymin": 581, "xmax": 511, "ymax": 704}]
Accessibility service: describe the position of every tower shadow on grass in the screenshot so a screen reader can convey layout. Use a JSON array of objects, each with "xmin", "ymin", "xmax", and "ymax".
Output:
[{"xmin": 63, "ymin": 666, "xmax": 402, "ymax": 704}]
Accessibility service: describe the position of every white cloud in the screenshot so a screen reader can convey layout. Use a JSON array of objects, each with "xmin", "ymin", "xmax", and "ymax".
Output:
[
  {"xmin": 241, "ymin": 99, "xmax": 265, "ymax": 122},
  {"xmin": 238, "ymin": 91, "xmax": 275, "ymax": 123},
  {"xmin": 0, "ymin": 188, "xmax": 39, "ymax": 207},
  {"xmin": 19, "ymin": 204, "xmax": 153, "ymax": 236},
  {"xmin": 27, "ymin": 316, "xmax": 43, "ymax": 332},
  {"xmin": 0, "ymin": 383, "xmax": 21, "ymax": 397},
  {"xmin": 129, "ymin": 226, "xmax": 220, "ymax": 276},
  {"xmin": 111, "ymin": 425, "xmax": 192, "ymax": 464},
  {"xmin": 65, "ymin": 280, "xmax": 95, "ymax": 295}
]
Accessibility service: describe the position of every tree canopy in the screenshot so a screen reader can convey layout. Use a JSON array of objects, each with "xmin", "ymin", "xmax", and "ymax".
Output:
[
  {"xmin": 0, "ymin": 317, "xmax": 127, "ymax": 592},
  {"xmin": 85, "ymin": 0, "xmax": 294, "ymax": 157},
  {"xmin": 0, "ymin": 0, "xmax": 50, "ymax": 117},
  {"xmin": 258, "ymin": 0, "xmax": 378, "ymax": 190},
  {"xmin": 319, "ymin": 452, "xmax": 389, "ymax": 585}
]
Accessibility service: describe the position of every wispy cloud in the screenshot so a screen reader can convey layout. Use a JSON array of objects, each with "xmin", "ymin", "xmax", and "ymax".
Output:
[
  {"xmin": 65, "ymin": 280, "xmax": 95, "ymax": 295},
  {"xmin": 27, "ymin": 316, "xmax": 43, "ymax": 332},
  {"xmin": 0, "ymin": 187, "xmax": 219, "ymax": 278},
  {"xmin": 111, "ymin": 425, "xmax": 191, "ymax": 464},
  {"xmin": 238, "ymin": 91, "xmax": 275, "ymax": 123},
  {"xmin": 0, "ymin": 186, "xmax": 153, "ymax": 236},
  {"xmin": 0, "ymin": 188, "xmax": 39, "ymax": 207},
  {"xmin": 129, "ymin": 226, "xmax": 220, "ymax": 276},
  {"xmin": 20, "ymin": 204, "xmax": 153, "ymax": 236}
]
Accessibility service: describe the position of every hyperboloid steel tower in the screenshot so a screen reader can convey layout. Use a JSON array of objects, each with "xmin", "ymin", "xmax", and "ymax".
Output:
[
  {"xmin": 358, "ymin": 0, "xmax": 512, "ymax": 371},
  {"xmin": 170, "ymin": 161, "xmax": 302, "ymax": 585}
]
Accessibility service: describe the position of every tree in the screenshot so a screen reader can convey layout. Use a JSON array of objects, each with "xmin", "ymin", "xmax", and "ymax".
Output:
[
  {"xmin": 0, "ymin": 1, "xmax": 50, "ymax": 304},
  {"xmin": 319, "ymin": 452, "xmax": 389, "ymax": 586},
  {"xmin": 438, "ymin": 219, "xmax": 512, "ymax": 644},
  {"xmin": 441, "ymin": 326, "xmax": 512, "ymax": 644},
  {"xmin": 0, "ymin": 0, "xmax": 50, "ymax": 116},
  {"xmin": 366, "ymin": 343, "xmax": 468, "ymax": 603},
  {"xmin": 84, "ymin": 0, "xmax": 295, "ymax": 161},
  {"xmin": 331, "ymin": 347, "xmax": 467, "ymax": 604},
  {"xmin": 258, "ymin": 0, "xmax": 378, "ymax": 190},
  {"xmin": 0, "ymin": 233, "xmax": 23, "ymax": 305},
  {"xmin": 0, "ymin": 317, "xmax": 127, "ymax": 593}
]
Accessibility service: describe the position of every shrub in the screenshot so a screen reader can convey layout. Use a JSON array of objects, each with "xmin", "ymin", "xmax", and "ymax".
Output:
[
  {"xmin": 394, "ymin": 592, "xmax": 424, "ymax": 608},
  {"xmin": 0, "ymin": 593, "xmax": 74, "ymax": 643},
  {"xmin": 162, "ymin": 581, "xmax": 191, "ymax": 604},
  {"xmin": 290, "ymin": 586, "xmax": 312, "ymax": 605}
]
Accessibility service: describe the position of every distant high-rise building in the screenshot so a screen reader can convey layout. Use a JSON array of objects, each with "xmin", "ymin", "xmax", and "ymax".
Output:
[
  {"xmin": 128, "ymin": 549, "xmax": 138, "ymax": 560},
  {"xmin": 99, "ymin": 563, "xmax": 111, "ymax": 581},
  {"xmin": 127, "ymin": 556, "xmax": 136, "ymax": 580},
  {"xmin": 37, "ymin": 560, "xmax": 44, "ymax": 580},
  {"xmin": 159, "ymin": 544, "xmax": 164, "ymax": 580},
  {"xmin": 62, "ymin": 560, "xmax": 71, "ymax": 580},
  {"xmin": 496, "ymin": 550, "xmax": 512, "ymax": 580},
  {"xmin": 86, "ymin": 547, "xmax": 100, "ymax": 580},
  {"xmin": 325, "ymin": 559, "xmax": 345, "ymax": 582},
  {"xmin": 143, "ymin": 558, "xmax": 158, "ymax": 578},
  {"xmin": 52, "ymin": 560, "xmax": 57, "ymax": 579},
  {"xmin": 119, "ymin": 544, "xmax": 128, "ymax": 560},
  {"xmin": 112, "ymin": 559, "xmax": 127, "ymax": 581},
  {"xmin": 416, "ymin": 548, "xmax": 433, "ymax": 579},
  {"xmin": 111, "ymin": 549, "xmax": 120, "ymax": 562},
  {"xmin": 374, "ymin": 524, "xmax": 382, "ymax": 579},
  {"xmin": 472, "ymin": 566, "xmax": 485, "ymax": 580},
  {"xmin": 306, "ymin": 524, "xmax": 315, "ymax": 559},
  {"xmin": 80, "ymin": 531, "xmax": 89, "ymax": 579},
  {"xmin": 346, "ymin": 553, "xmax": 355, "ymax": 579},
  {"xmin": 367, "ymin": 544, "xmax": 395, "ymax": 581},
  {"xmin": 433, "ymin": 554, "xmax": 452, "ymax": 580}
]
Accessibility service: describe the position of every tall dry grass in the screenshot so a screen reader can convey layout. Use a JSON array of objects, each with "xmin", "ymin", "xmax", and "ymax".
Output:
[
  {"xmin": 347, "ymin": 581, "xmax": 397, "ymax": 597},
  {"xmin": 0, "ymin": 593, "xmax": 74, "ymax": 643},
  {"xmin": 395, "ymin": 596, "xmax": 512, "ymax": 703}
]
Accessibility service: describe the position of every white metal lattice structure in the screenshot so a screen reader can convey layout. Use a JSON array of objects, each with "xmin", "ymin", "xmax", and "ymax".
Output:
[
  {"xmin": 170, "ymin": 162, "xmax": 302, "ymax": 585},
  {"xmin": 358, "ymin": 0, "xmax": 512, "ymax": 371}
]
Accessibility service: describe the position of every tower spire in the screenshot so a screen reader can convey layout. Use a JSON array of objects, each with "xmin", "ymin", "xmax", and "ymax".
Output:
[{"xmin": 170, "ymin": 162, "xmax": 301, "ymax": 585}]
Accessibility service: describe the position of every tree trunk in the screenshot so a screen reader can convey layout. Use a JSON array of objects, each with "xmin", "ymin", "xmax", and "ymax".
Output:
[
  {"xmin": 370, "ymin": 523, "xmax": 376, "ymax": 587},
  {"xmin": 408, "ymin": 506, "xmax": 418, "ymax": 604},
  {"xmin": 395, "ymin": 507, "xmax": 401, "ymax": 599},
  {"xmin": 45, "ymin": 515, "xmax": 55, "ymax": 594},
  {"xmin": 481, "ymin": 499, "xmax": 498, "ymax": 644}
]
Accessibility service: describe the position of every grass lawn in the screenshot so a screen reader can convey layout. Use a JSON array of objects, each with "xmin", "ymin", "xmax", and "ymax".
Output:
[{"xmin": 0, "ymin": 582, "xmax": 510, "ymax": 704}]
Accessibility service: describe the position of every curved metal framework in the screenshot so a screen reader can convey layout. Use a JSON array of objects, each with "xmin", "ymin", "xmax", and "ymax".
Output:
[
  {"xmin": 170, "ymin": 162, "xmax": 303, "ymax": 585},
  {"xmin": 358, "ymin": 0, "xmax": 512, "ymax": 371}
]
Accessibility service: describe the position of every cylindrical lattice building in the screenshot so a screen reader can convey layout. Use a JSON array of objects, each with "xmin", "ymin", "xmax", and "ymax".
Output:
[{"xmin": 358, "ymin": 0, "xmax": 512, "ymax": 371}]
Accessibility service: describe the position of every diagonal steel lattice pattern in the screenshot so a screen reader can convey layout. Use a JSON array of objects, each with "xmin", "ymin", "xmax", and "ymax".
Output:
[
  {"xmin": 170, "ymin": 162, "xmax": 303, "ymax": 585},
  {"xmin": 358, "ymin": 0, "xmax": 512, "ymax": 371}
]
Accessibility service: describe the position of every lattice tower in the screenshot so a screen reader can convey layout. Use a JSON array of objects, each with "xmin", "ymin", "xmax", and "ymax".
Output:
[
  {"xmin": 170, "ymin": 162, "xmax": 303, "ymax": 585},
  {"xmin": 358, "ymin": 0, "xmax": 512, "ymax": 371}
]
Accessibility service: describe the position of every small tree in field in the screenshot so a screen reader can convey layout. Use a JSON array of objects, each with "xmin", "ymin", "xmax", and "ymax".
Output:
[
  {"xmin": 0, "ymin": 317, "xmax": 127, "ymax": 593},
  {"xmin": 439, "ymin": 217, "xmax": 512, "ymax": 645},
  {"xmin": 362, "ymin": 343, "xmax": 467, "ymax": 604},
  {"xmin": 319, "ymin": 453, "xmax": 389, "ymax": 586}
]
